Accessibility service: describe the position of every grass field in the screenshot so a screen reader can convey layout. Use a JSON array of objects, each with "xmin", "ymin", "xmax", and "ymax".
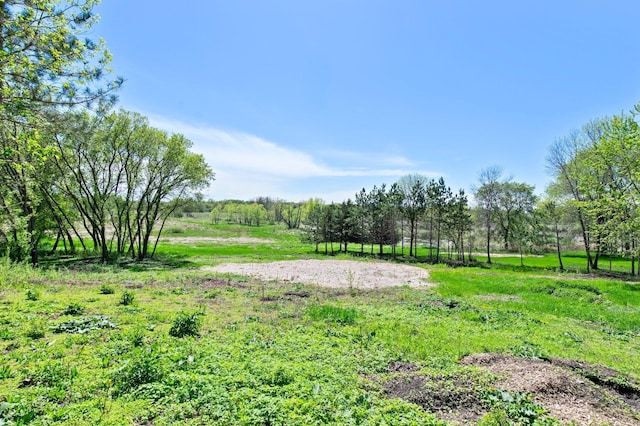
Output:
[{"xmin": 1, "ymin": 219, "xmax": 639, "ymax": 425}]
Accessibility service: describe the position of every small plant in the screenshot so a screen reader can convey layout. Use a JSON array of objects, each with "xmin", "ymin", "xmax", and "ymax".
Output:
[
  {"xmin": 25, "ymin": 288, "xmax": 40, "ymax": 301},
  {"xmin": 99, "ymin": 284, "xmax": 115, "ymax": 295},
  {"xmin": 169, "ymin": 310, "xmax": 203, "ymax": 338},
  {"xmin": 112, "ymin": 350, "xmax": 163, "ymax": 396},
  {"xmin": 25, "ymin": 320, "xmax": 46, "ymax": 339},
  {"xmin": 63, "ymin": 302, "xmax": 85, "ymax": 316},
  {"xmin": 0, "ymin": 328, "xmax": 15, "ymax": 340},
  {"xmin": 0, "ymin": 364, "xmax": 13, "ymax": 379},
  {"xmin": 120, "ymin": 290, "xmax": 135, "ymax": 306},
  {"xmin": 51, "ymin": 316, "xmax": 116, "ymax": 334},
  {"xmin": 128, "ymin": 328, "xmax": 145, "ymax": 347}
]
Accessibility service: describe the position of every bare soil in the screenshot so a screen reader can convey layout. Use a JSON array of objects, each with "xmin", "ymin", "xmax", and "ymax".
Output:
[
  {"xmin": 380, "ymin": 354, "xmax": 640, "ymax": 425},
  {"xmin": 205, "ymin": 259, "xmax": 432, "ymax": 289}
]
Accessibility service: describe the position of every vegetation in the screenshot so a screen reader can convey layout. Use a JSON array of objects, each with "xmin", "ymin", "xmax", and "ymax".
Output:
[{"xmin": 0, "ymin": 227, "xmax": 638, "ymax": 424}]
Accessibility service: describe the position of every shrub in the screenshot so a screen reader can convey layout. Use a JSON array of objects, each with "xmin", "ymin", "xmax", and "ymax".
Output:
[
  {"xmin": 99, "ymin": 284, "xmax": 115, "ymax": 295},
  {"xmin": 169, "ymin": 310, "xmax": 203, "ymax": 338},
  {"xmin": 25, "ymin": 288, "xmax": 40, "ymax": 301},
  {"xmin": 62, "ymin": 303, "xmax": 85, "ymax": 316},
  {"xmin": 120, "ymin": 290, "xmax": 135, "ymax": 306}
]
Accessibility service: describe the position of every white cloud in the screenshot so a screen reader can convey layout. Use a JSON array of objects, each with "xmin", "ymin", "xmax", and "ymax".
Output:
[{"xmin": 148, "ymin": 115, "xmax": 441, "ymax": 200}]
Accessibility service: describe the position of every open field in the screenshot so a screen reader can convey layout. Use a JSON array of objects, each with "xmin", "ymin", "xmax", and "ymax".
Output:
[{"xmin": 1, "ymin": 220, "xmax": 639, "ymax": 425}]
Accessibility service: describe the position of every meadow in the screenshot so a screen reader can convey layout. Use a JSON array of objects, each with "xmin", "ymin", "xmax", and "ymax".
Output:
[{"xmin": 1, "ymin": 216, "xmax": 639, "ymax": 425}]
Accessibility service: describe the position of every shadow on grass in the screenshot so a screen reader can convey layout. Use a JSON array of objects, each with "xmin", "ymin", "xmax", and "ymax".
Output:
[{"xmin": 39, "ymin": 253, "xmax": 195, "ymax": 273}]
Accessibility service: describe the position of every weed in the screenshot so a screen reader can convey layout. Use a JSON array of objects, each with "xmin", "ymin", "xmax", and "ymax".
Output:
[
  {"xmin": 25, "ymin": 288, "xmax": 40, "ymax": 301},
  {"xmin": 23, "ymin": 361, "xmax": 78, "ymax": 388},
  {"xmin": 0, "ymin": 327, "xmax": 14, "ymax": 340},
  {"xmin": 99, "ymin": 284, "xmax": 115, "ymax": 294},
  {"xmin": 481, "ymin": 389, "xmax": 559, "ymax": 425},
  {"xmin": 120, "ymin": 290, "xmax": 135, "ymax": 305},
  {"xmin": 112, "ymin": 350, "xmax": 163, "ymax": 396},
  {"xmin": 25, "ymin": 319, "xmax": 46, "ymax": 339},
  {"xmin": 0, "ymin": 364, "xmax": 13, "ymax": 379},
  {"xmin": 62, "ymin": 302, "xmax": 85, "ymax": 316},
  {"xmin": 51, "ymin": 316, "xmax": 116, "ymax": 334},
  {"xmin": 169, "ymin": 310, "xmax": 203, "ymax": 338},
  {"xmin": 307, "ymin": 304, "xmax": 358, "ymax": 325}
]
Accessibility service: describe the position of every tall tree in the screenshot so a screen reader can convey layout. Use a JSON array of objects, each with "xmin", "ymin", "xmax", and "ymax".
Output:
[
  {"xmin": 0, "ymin": 0, "xmax": 121, "ymax": 264},
  {"xmin": 473, "ymin": 166, "xmax": 504, "ymax": 264}
]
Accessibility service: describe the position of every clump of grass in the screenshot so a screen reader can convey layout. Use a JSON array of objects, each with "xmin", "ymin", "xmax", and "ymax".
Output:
[
  {"xmin": 120, "ymin": 290, "xmax": 135, "ymax": 306},
  {"xmin": 307, "ymin": 304, "xmax": 358, "ymax": 325},
  {"xmin": 99, "ymin": 284, "xmax": 115, "ymax": 295},
  {"xmin": 25, "ymin": 319, "xmax": 46, "ymax": 339},
  {"xmin": 169, "ymin": 310, "xmax": 203, "ymax": 338}
]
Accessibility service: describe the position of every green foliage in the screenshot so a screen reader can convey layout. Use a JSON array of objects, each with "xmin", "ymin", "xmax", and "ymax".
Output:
[
  {"xmin": 25, "ymin": 319, "xmax": 46, "ymax": 339},
  {"xmin": 169, "ymin": 310, "xmax": 203, "ymax": 338},
  {"xmin": 307, "ymin": 304, "xmax": 358, "ymax": 325},
  {"xmin": 62, "ymin": 302, "xmax": 85, "ymax": 316},
  {"xmin": 481, "ymin": 389, "xmax": 560, "ymax": 425},
  {"xmin": 120, "ymin": 290, "xmax": 135, "ymax": 306},
  {"xmin": 23, "ymin": 361, "xmax": 78, "ymax": 388},
  {"xmin": 51, "ymin": 315, "xmax": 116, "ymax": 334},
  {"xmin": 99, "ymin": 284, "xmax": 115, "ymax": 294},
  {"xmin": 25, "ymin": 288, "xmax": 40, "ymax": 301},
  {"xmin": 112, "ymin": 350, "xmax": 164, "ymax": 397}
]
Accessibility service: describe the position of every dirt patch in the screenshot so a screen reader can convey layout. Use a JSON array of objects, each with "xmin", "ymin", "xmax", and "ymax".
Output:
[
  {"xmin": 377, "ymin": 355, "xmax": 640, "ymax": 425},
  {"xmin": 204, "ymin": 259, "xmax": 432, "ymax": 289},
  {"xmin": 462, "ymin": 353, "xmax": 640, "ymax": 425},
  {"xmin": 382, "ymin": 363, "xmax": 487, "ymax": 424}
]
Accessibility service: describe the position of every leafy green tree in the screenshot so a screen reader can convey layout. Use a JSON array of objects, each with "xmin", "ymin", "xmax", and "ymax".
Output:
[
  {"xmin": 473, "ymin": 166, "xmax": 503, "ymax": 264},
  {"xmin": 0, "ymin": 0, "xmax": 121, "ymax": 264}
]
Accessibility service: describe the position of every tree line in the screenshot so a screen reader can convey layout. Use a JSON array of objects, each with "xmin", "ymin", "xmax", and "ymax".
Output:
[{"xmin": 0, "ymin": 1, "xmax": 213, "ymax": 264}]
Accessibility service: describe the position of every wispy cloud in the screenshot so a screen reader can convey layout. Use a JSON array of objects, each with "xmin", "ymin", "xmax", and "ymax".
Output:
[{"xmin": 148, "ymin": 116, "xmax": 440, "ymax": 200}]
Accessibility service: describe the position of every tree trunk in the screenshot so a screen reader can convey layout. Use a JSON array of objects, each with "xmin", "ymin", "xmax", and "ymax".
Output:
[{"xmin": 555, "ymin": 224, "xmax": 564, "ymax": 271}]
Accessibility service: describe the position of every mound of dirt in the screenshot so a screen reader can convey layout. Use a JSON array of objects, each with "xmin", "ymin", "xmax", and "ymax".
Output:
[
  {"xmin": 462, "ymin": 353, "xmax": 640, "ymax": 425},
  {"xmin": 205, "ymin": 259, "xmax": 432, "ymax": 289},
  {"xmin": 378, "ymin": 354, "xmax": 640, "ymax": 425}
]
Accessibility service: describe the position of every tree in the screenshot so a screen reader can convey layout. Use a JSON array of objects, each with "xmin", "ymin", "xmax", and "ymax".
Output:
[
  {"xmin": 0, "ymin": 0, "xmax": 121, "ymax": 264},
  {"xmin": 495, "ymin": 181, "xmax": 537, "ymax": 252},
  {"xmin": 473, "ymin": 166, "xmax": 504, "ymax": 264},
  {"xmin": 50, "ymin": 109, "xmax": 213, "ymax": 261},
  {"xmin": 397, "ymin": 174, "xmax": 427, "ymax": 257}
]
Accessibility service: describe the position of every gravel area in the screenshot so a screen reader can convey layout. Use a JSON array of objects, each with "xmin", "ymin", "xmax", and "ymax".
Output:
[{"xmin": 205, "ymin": 259, "xmax": 432, "ymax": 289}]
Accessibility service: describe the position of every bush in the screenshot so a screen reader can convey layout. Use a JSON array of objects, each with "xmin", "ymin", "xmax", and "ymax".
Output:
[
  {"xmin": 120, "ymin": 290, "xmax": 135, "ymax": 306},
  {"xmin": 169, "ymin": 310, "xmax": 203, "ymax": 338},
  {"xmin": 62, "ymin": 303, "xmax": 85, "ymax": 316},
  {"xmin": 25, "ymin": 288, "xmax": 40, "ymax": 301},
  {"xmin": 99, "ymin": 284, "xmax": 115, "ymax": 295}
]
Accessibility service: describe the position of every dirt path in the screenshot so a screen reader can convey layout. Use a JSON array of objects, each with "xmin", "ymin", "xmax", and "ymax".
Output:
[{"xmin": 204, "ymin": 259, "xmax": 432, "ymax": 289}]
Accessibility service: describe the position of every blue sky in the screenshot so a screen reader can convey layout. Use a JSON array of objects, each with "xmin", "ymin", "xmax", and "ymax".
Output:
[{"xmin": 93, "ymin": 1, "xmax": 640, "ymax": 202}]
